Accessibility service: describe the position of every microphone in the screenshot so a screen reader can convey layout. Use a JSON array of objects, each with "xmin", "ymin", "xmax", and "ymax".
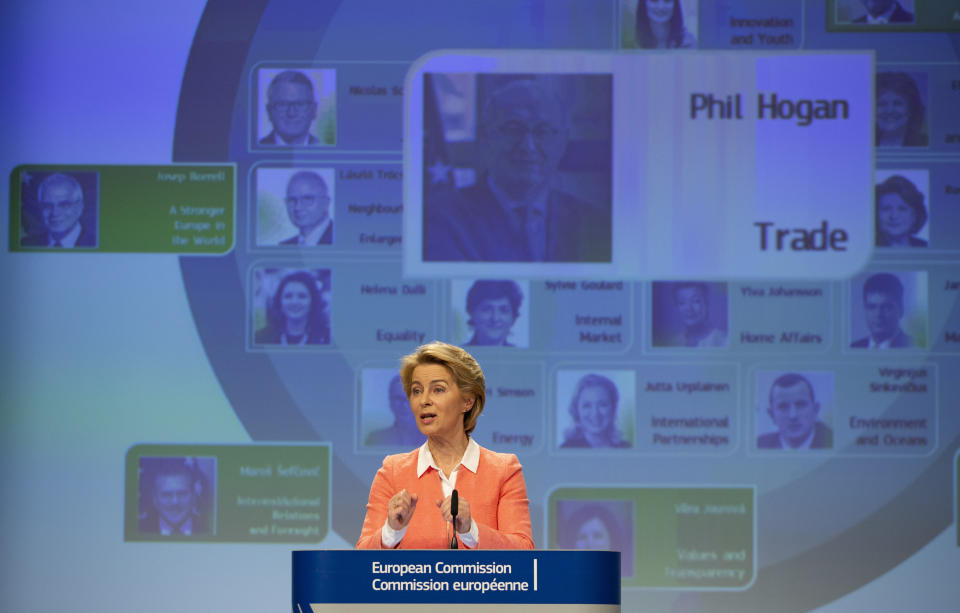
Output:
[{"xmin": 449, "ymin": 489, "xmax": 459, "ymax": 549}]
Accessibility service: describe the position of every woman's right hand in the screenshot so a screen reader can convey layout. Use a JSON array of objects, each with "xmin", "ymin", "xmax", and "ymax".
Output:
[{"xmin": 387, "ymin": 488, "xmax": 418, "ymax": 530}]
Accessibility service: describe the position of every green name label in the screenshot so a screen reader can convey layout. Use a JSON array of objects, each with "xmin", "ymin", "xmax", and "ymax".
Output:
[
  {"xmin": 124, "ymin": 444, "xmax": 330, "ymax": 543},
  {"xmin": 549, "ymin": 486, "xmax": 755, "ymax": 589},
  {"xmin": 11, "ymin": 164, "xmax": 235, "ymax": 253}
]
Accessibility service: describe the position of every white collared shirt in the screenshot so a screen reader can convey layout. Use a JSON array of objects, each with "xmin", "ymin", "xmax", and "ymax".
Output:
[
  {"xmin": 48, "ymin": 223, "xmax": 82, "ymax": 248},
  {"xmin": 488, "ymin": 176, "xmax": 548, "ymax": 224},
  {"xmin": 296, "ymin": 217, "xmax": 332, "ymax": 245},
  {"xmin": 380, "ymin": 438, "xmax": 481, "ymax": 548},
  {"xmin": 158, "ymin": 515, "xmax": 194, "ymax": 536},
  {"xmin": 867, "ymin": 335, "xmax": 893, "ymax": 349},
  {"xmin": 865, "ymin": 3, "xmax": 898, "ymax": 24},
  {"xmin": 274, "ymin": 132, "xmax": 314, "ymax": 146},
  {"xmin": 488, "ymin": 176, "xmax": 548, "ymax": 261},
  {"xmin": 777, "ymin": 428, "xmax": 816, "ymax": 450}
]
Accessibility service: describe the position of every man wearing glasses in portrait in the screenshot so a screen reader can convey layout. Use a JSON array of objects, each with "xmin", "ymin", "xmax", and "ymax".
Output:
[
  {"xmin": 21, "ymin": 172, "xmax": 97, "ymax": 248},
  {"xmin": 423, "ymin": 75, "xmax": 612, "ymax": 263},
  {"xmin": 259, "ymin": 70, "xmax": 321, "ymax": 146},
  {"xmin": 279, "ymin": 170, "xmax": 334, "ymax": 246}
]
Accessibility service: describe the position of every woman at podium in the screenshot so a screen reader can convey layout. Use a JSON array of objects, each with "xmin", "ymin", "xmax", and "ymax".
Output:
[{"xmin": 357, "ymin": 342, "xmax": 534, "ymax": 549}]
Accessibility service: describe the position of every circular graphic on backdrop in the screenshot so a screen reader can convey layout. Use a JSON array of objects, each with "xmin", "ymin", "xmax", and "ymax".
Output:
[{"xmin": 173, "ymin": 1, "xmax": 960, "ymax": 610}]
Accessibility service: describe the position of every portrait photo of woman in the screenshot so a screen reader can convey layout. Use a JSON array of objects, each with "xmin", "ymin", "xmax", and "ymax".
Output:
[
  {"xmin": 558, "ymin": 372, "xmax": 634, "ymax": 449},
  {"xmin": 875, "ymin": 172, "xmax": 928, "ymax": 247},
  {"xmin": 875, "ymin": 71, "xmax": 928, "ymax": 147},
  {"xmin": 253, "ymin": 268, "xmax": 331, "ymax": 346},
  {"xmin": 554, "ymin": 499, "xmax": 635, "ymax": 577},
  {"xmin": 451, "ymin": 279, "xmax": 529, "ymax": 348},
  {"xmin": 623, "ymin": 0, "xmax": 697, "ymax": 49}
]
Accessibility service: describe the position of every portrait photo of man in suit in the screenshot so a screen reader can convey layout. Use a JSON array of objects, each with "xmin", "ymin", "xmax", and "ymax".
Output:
[
  {"xmin": 20, "ymin": 171, "xmax": 98, "ymax": 248},
  {"xmin": 422, "ymin": 74, "xmax": 612, "ymax": 263},
  {"xmin": 137, "ymin": 457, "xmax": 215, "ymax": 537},
  {"xmin": 363, "ymin": 373, "xmax": 424, "ymax": 448},
  {"xmin": 757, "ymin": 372, "xmax": 833, "ymax": 451},
  {"xmin": 255, "ymin": 167, "xmax": 335, "ymax": 247},
  {"xmin": 280, "ymin": 170, "xmax": 334, "ymax": 246},
  {"xmin": 850, "ymin": 272, "xmax": 917, "ymax": 349},
  {"xmin": 256, "ymin": 69, "xmax": 336, "ymax": 147}
]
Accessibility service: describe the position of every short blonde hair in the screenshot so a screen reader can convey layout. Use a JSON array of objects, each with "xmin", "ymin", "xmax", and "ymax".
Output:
[{"xmin": 400, "ymin": 341, "xmax": 486, "ymax": 436}]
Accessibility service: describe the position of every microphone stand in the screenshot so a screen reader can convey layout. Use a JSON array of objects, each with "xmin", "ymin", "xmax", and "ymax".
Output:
[{"xmin": 449, "ymin": 489, "xmax": 458, "ymax": 549}]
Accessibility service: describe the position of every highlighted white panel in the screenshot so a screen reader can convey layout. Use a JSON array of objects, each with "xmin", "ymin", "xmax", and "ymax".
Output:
[{"xmin": 404, "ymin": 51, "xmax": 873, "ymax": 280}]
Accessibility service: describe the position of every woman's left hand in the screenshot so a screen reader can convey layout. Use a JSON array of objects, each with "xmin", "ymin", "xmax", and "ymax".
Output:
[{"xmin": 436, "ymin": 494, "xmax": 472, "ymax": 534}]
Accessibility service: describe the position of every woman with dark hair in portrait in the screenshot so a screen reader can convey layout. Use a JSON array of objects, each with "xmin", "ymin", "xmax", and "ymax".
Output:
[
  {"xmin": 875, "ymin": 72, "xmax": 928, "ymax": 147},
  {"xmin": 560, "ymin": 503, "xmax": 630, "ymax": 576},
  {"xmin": 875, "ymin": 175, "xmax": 928, "ymax": 247},
  {"xmin": 357, "ymin": 342, "xmax": 534, "ymax": 549},
  {"xmin": 564, "ymin": 504, "xmax": 622, "ymax": 550},
  {"xmin": 561, "ymin": 374, "xmax": 631, "ymax": 449},
  {"xmin": 635, "ymin": 0, "xmax": 696, "ymax": 49},
  {"xmin": 254, "ymin": 270, "xmax": 330, "ymax": 345},
  {"xmin": 464, "ymin": 280, "xmax": 523, "ymax": 346}
]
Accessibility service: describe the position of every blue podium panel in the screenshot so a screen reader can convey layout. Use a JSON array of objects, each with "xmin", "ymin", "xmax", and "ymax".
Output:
[{"xmin": 293, "ymin": 550, "xmax": 620, "ymax": 612}]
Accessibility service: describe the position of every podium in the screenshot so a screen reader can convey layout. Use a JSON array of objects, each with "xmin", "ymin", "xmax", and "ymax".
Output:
[{"xmin": 293, "ymin": 550, "xmax": 620, "ymax": 612}]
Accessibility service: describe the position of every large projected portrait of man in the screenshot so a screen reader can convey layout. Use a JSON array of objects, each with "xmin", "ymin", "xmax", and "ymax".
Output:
[{"xmin": 422, "ymin": 74, "xmax": 612, "ymax": 263}]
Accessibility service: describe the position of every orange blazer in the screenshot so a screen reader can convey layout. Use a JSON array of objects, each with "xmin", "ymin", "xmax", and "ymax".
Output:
[{"xmin": 356, "ymin": 445, "xmax": 534, "ymax": 549}]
